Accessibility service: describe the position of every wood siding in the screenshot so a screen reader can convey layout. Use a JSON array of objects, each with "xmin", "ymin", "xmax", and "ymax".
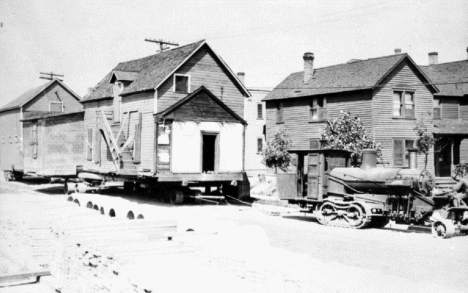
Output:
[
  {"xmin": 441, "ymin": 97, "xmax": 459, "ymax": 119},
  {"xmin": 372, "ymin": 60, "xmax": 434, "ymax": 172},
  {"xmin": 459, "ymin": 100, "xmax": 468, "ymax": 120},
  {"xmin": 461, "ymin": 139, "xmax": 468, "ymax": 163},
  {"xmin": 0, "ymin": 108, "xmax": 22, "ymax": 171},
  {"xmin": 265, "ymin": 91, "xmax": 372, "ymax": 150},
  {"xmin": 23, "ymin": 113, "xmax": 84, "ymax": 176},
  {"xmin": 157, "ymin": 46, "xmax": 245, "ymax": 119},
  {"xmin": 23, "ymin": 83, "xmax": 82, "ymax": 117}
]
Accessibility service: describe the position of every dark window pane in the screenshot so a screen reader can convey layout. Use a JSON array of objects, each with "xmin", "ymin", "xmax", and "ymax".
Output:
[
  {"xmin": 175, "ymin": 75, "xmax": 189, "ymax": 92},
  {"xmin": 394, "ymin": 140, "xmax": 404, "ymax": 166},
  {"xmin": 257, "ymin": 138, "xmax": 263, "ymax": 153},
  {"xmin": 257, "ymin": 103, "xmax": 263, "ymax": 119}
]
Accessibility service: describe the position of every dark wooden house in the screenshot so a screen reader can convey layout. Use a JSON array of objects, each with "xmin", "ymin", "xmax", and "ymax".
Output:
[
  {"xmin": 420, "ymin": 51, "xmax": 468, "ymax": 176},
  {"xmin": 264, "ymin": 51, "xmax": 438, "ymax": 173},
  {"xmin": 80, "ymin": 40, "xmax": 250, "ymax": 200},
  {"xmin": 0, "ymin": 80, "xmax": 82, "ymax": 179}
]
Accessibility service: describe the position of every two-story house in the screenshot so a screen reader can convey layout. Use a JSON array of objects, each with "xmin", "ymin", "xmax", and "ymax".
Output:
[
  {"xmin": 79, "ymin": 40, "xmax": 251, "ymax": 202},
  {"xmin": 0, "ymin": 79, "xmax": 82, "ymax": 180},
  {"xmin": 420, "ymin": 50, "xmax": 468, "ymax": 177},
  {"xmin": 263, "ymin": 50, "xmax": 438, "ymax": 173}
]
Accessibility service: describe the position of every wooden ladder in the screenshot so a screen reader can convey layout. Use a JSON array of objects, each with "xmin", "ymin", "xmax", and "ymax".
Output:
[{"xmin": 99, "ymin": 110, "xmax": 122, "ymax": 172}]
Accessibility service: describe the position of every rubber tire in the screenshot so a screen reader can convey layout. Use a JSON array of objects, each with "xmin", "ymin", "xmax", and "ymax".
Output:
[{"xmin": 170, "ymin": 190, "xmax": 184, "ymax": 205}]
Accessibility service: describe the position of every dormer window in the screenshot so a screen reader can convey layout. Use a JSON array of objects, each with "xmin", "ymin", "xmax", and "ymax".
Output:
[{"xmin": 174, "ymin": 74, "xmax": 190, "ymax": 93}]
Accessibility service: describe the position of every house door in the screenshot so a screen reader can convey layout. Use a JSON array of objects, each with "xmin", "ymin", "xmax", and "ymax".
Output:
[
  {"xmin": 202, "ymin": 133, "xmax": 218, "ymax": 173},
  {"xmin": 435, "ymin": 139, "xmax": 451, "ymax": 177}
]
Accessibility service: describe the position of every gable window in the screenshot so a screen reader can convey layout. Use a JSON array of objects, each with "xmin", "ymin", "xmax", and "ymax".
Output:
[
  {"xmin": 433, "ymin": 98, "xmax": 441, "ymax": 119},
  {"xmin": 393, "ymin": 91, "xmax": 415, "ymax": 118},
  {"xmin": 257, "ymin": 103, "xmax": 263, "ymax": 119},
  {"xmin": 393, "ymin": 139, "xmax": 415, "ymax": 167},
  {"xmin": 174, "ymin": 74, "xmax": 190, "ymax": 93},
  {"xmin": 310, "ymin": 97, "xmax": 327, "ymax": 121},
  {"xmin": 276, "ymin": 102, "xmax": 284, "ymax": 123},
  {"xmin": 49, "ymin": 101, "xmax": 64, "ymax": 113},
  {"xmin": 257, "ymin": 138, "xmax": 263, "ymax": 153}
]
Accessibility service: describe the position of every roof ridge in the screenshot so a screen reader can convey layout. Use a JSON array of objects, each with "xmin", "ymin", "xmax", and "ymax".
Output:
[
  {"xmin": 288, "ymin": 53, "xmax": 407, "ymax": 74},
  {"xmin": 115, "ymin": 39, "xmax": 206, "ymax": 69},
  {"xmin": 420, "ymin": 59, "xmax": 468, "ymax": 67}
]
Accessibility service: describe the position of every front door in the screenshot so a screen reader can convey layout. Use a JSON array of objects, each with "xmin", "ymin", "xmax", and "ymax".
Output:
[{"xmin": 435, "ymin": 139, "xmax": 452, "ymax": 177}]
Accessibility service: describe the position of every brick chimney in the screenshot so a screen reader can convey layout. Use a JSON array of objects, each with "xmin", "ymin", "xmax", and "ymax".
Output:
[
  {"xmin": 237, "ymin": 72, "xmax": 245, "ymax": 85},
  {"xmin": 429, "ymin": 52, "xmax": 438, "ymax": 65},
  {"xmin": 303, "ymin": 52, "xmax": 314, "ymax": 84},
  {"xmin": 394, "ymin": 48, "xmax": 402, "ymax": 54}
]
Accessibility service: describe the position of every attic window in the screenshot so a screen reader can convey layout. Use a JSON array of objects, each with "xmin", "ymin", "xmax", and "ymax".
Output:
[
  {"xmin": 174, "ymin": 74, "xmax": 190, "ymax": 93},
  {"xmin": 49, "ymin": 101, "xmax": 64, "ymax": 113}
]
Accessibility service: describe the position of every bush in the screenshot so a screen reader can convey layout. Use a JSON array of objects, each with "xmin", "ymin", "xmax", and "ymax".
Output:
[{"xmin": 262, "ymin": 128, "xmax": 291, "ymax": 173}]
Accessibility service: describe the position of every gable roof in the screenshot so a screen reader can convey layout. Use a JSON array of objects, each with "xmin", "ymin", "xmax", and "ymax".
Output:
[
  {"xmin": 263, "ymin": 54, "xmax": 438, "ymax": 101},
  {"xmin": 110, "ymin": 70, "xmax": 138, "ymax": 83},
  {"xmin": 420, "ymin": 60, "xmax": 468, "ymax": 97},
  {"xmin": 158, "ymin": 86, "xmax": 247, "ymax": 125},
  {"xmin": 0, "ymin": 79, "xmax": 81, "ymax": 113},
  {"xmin": 82, "ymin": 40, "xmax": 250, "ymax": 103}
]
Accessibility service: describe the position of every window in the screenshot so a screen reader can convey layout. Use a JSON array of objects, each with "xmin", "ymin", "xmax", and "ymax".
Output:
[
  {"xmin": 393, "ymin": 91, "xmax": 415, "ymax": 118},
  {"xmin": 49, "ymin": 101, "xmax": 64, "ymax": 113},
  {"xmin": 257, "ymin": 138, "xmax": 263, "ymax": 153},
  {"xmin": 174, "ymin": 74, "xmax": 190, "ymax": 93},
  {"xmin": 257, "ymin": 103, "xmax": 263, "ymax": 119},
  {"xmin": 30, "ymin": 125, "xmax": 38, "ymax": 159},
  {"xmin": 276, "ymin": 102, "xmax": 284, "ymax": 123},
  {"xmin": 309, "ymin": 139, "xmax": 320, "ymax": 149},
  {"xmin": 393, "ymin": 139, "xmax": 415, "ymax": 166},
  {"xmin": 433, "ymin": 98, "xmax": 441, "ymax": 119},
  {"xmin": 310, "ymin": 97, "xmax": 327, "ymax": 121}
]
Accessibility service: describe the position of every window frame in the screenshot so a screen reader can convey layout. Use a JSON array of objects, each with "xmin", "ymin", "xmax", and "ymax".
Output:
[
  {"xmin": 276, "ymin": 102, "xmax": 284, "ymax": 124},
  {"xmin": 173, "ymin": 74, "xmax": 191, "ymax": 93},
  {"xmin": 257, "ymin": 103, "xmax": 263, "ymax": 120},
  {"xmin": 257, "ymin": 137, "xmax": 263, "ymax": 154},
  {"xmin": 393, "ymin": 90, "xmax": 415, "ymax": 119},
  {"xmin": 309, "ymin": 97, "xmax": 327, "ymax": 122},
  {"xmin": 393, "ymin": 138, "xmax": 415, "ymax": 167},
  {"xmin": 49, "ymin": 101, "xmax": 64, "ymax": 113},
  {"xmin": 433, "ymin": 98, "xmax": 441, "ymax": 119}
]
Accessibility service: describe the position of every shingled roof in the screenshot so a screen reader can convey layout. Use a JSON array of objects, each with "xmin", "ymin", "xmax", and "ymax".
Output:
[
  {"xmin": 0, "ymin": 80, "xmax": 81, "ymax": 113},
  {"xmin": 420, "ymin": 60, "xmax": 468, "ymax": 97},
  {"xmin": 263, "ymin": 54, "xmax": 437, "ymax": 101},
  {"xmin": 82, "ymin": 40, "xmax": 249, "ymax": 103}
]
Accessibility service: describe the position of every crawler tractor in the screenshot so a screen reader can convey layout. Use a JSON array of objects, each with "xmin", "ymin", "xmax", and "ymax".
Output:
[{"xmin": 277, "ymin": 148, "xmax": 468, "ymax": 238}]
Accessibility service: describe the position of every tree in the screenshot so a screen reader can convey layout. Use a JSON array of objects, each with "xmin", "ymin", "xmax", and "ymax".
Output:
[
  {"xmin": 262, "ymin": 128, "xmax": 292, "ymax": 173},
  {"xmin": 413, "ymin": 119, "xmax": 435, "ymax": 169},
  {"xmin": 321, "ymin": 111, "xmax": 382, "ymax": 166}
]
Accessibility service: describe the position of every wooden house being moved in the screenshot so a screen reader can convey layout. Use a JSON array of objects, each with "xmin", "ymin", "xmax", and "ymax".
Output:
[
  {"xmin": 79, "ymin": 40, "xmax": 251, "ymax": 202},
  {"xmin": 0, "ymin": 80, "xmax": 82, "ymax": 180}
]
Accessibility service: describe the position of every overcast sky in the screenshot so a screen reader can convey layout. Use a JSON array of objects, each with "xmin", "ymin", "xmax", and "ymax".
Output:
[{"xmin": 0, "ymin": 0, "xmax": 467, "ymax": 106}]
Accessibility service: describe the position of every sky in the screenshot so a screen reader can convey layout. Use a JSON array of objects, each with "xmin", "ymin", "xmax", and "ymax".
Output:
[{"xmin": 0, "ymin": 0, "xmax": 467, "ymax": 106}]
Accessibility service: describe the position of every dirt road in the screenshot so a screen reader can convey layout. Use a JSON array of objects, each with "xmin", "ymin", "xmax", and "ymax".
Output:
[{"xmin": 1, "ymin": 178, "xmax": 467, "ymax": 292}]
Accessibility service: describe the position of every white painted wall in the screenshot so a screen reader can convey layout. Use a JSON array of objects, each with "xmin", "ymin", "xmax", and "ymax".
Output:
[{"xmin": 171, "ymin": 121, "xmax": 243, "ymax": 173}]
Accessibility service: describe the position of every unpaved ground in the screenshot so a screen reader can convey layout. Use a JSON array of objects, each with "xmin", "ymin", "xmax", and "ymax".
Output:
[{"xmin": 1, "ymin": 177, "xmax": 468, "ymax": 292}]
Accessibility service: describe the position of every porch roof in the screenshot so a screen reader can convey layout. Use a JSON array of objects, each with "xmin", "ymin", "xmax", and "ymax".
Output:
[{"xmin": 433, "ymin": 119, "xmax": 468, "ymax": 136}]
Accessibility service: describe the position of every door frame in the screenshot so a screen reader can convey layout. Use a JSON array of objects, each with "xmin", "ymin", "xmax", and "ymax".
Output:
[{"xmin": 200, "ymin": 131, "xmax": 219, "ymax": 173}]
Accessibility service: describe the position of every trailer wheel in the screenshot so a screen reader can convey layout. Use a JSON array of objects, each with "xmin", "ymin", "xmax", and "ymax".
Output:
[
  {"xmin": 170, "ymin": 190, "xmax": 184, "ymax": 205},
  {"xmin": 432, "ymin": 220, "xmax": 455, "ymax": 239}
]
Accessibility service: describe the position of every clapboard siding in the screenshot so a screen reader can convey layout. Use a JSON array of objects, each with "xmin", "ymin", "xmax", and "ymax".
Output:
[
  {"xmin": 265, "ymin": 91, "xmax": 372, "ymax": 149},
  {"xmin": 441, "ymin": 98, "xmax": 459, "ymax": 119},
  {"xmin": 157, "ymin": 46, "xmax": 245, "ymax": 119},
  {"xmin": 461, "ymin": 102, "xmax": 468, "ymax": 120},
  {"xmin": 82, "ymin": 99, "xmax": 114, "ymax": 173},
  {"xmin": 461, "ymin": 139, "xmax": 468, "ymax": 163},
  {"xmin": 24, "ymin": 83, "xmax": 82, "ymax": 114},
  {"xmin": 372, "ymin": 60, "xmax": 434, "ymax": 172},
  {"xmin": 0, "ymin": 108, "xmax": 22, "ymax": 171},
  {"xmin": 121, "ymin": 93, "xmax": 154, "ymax": 172}
]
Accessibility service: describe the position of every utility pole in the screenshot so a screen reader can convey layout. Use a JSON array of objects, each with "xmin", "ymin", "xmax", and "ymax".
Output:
[
  {"xmin": 39, "ymin": 72, "xmax": 64, "ymax": 81},
  {"xmin": 144, "ymin": 38, "xmax": 179, "ymax": 53}
]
